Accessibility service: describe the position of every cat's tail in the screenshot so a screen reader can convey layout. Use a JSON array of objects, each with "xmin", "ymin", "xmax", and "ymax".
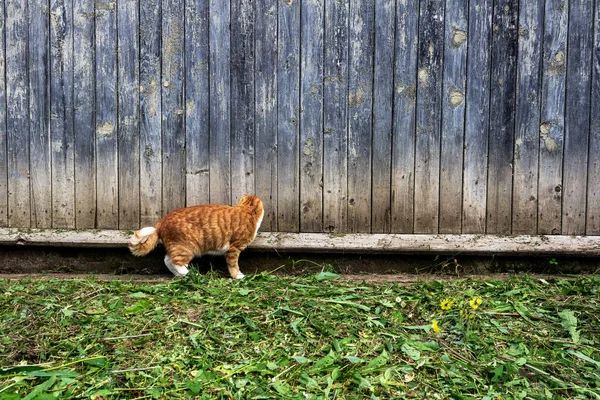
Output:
[{"xmin": 128, "ymin": 226, "xmax": 159, "ymax": 256}]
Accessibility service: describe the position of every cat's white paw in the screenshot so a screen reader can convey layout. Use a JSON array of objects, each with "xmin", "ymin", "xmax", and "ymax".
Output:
[
  {"xmin": 174, "ymin": 265, "xmax": 189, "ymax": 277},
  {"xmin": 164, "ymin": 256, "xmax": 189, "ymax": 277},
  {"xmin": 235, "ymin": 272, "xmax": 245, "ymax": 280}
]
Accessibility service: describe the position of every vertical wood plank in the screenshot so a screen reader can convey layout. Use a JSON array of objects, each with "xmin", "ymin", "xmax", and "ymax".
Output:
[
  {"xmin": 117, "ymin": 0, "xmax": 140, "ymax": 228},
  {"xmin": 0, "ymin": 0, "xmax": 7, "ymax": 226},
  {"xmin": 231, "ymin": 0, "xmax": 255, "ymax": 203},
  {"xmin": 50, "ymin": 0, "xmax": 75, "ymax": 228},
  {"xmin": 162, "ymin": 0, "xmax": 186, "ymax": 214},
  {"xmin": 538, "ymin": 0, "xmax": 567, "ymax": 235},
  {"xmin": 95, "ymin": 0, "xmax": 118, "ymax": 228},
  {"xmin": 209, "ymin": 0, "xmax": 231, "ymax": 205},
  {"xmin": 6, "ymin": 0, "xmax": 31, "ymax": 227},
  {"xmin": 587, "ymin": 0, "xmax": 600, "ymax": 234},
  {"xmin": 486, "ymin": 0, "xmax": 518, "ymax": 234},
  {"xmin": 254, "ymin": 0, "xmax": 278, "ymax": 231},
  {"xmin": 139, "ymin": 0, "xmax": 162, "ymax": 226},
  {"xmin": 277, "ymin": 0, "xmax": 300, "ymax": 232},
  {"xmin": 29, "ymin": 0, "xmax": 52, "ymax": 227},
  {"xmin": 347, "ymin": 0, "xmax": 373, "ymax": 233},
  {"xmin": 73, "ymin": 0, "xmax": 95, "ymax": 228},
  {"xmin": 562, "ymin": 0, "xmax": 593, "ymax": 235},
  {"xmin": 439, "ymin": 0, "xmax": 467, "ymax": 234},
  {"xmin": 323, "ymin": 0, "xmax": 348, "ymax": 233},
  {"xmin": 462, "ymin": 0, "xmax": 492, "ymax": 233},
  {"xmin": 300, "ymin": 0, "xmax": 324, "ymax": 232},
  {"xmin": 414, "ymin": 0, "xmax": 444, "ymax": 234},
  {"xmin": 512, "ymin": 0, "xmax": 542, "ymax": 234},
  {"xmin": 185, "ymin": 0, "xmax": 210, "ymax": 206},
  {"xmin": 391, "ymin": 0, "xmax": 418, "ymax": 233},
  {"xmin": 371, "ymin": 0, "xmax": 394, "ymax": 233}
]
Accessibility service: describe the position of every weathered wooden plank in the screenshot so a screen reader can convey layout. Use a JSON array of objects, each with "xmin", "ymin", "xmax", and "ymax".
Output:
[
  {"xmin": 2, "ymin": 229, "xmax": 599, "ymax": 257},
  {"xmin": 5, "ymin": 0, "xmax": 31, "ymax": 227},
  {"xmin": 162, "ymin": 0, "xmax": 186, "ymax": 214},
  {"xmin": 323, "ymin": 0, "xmax": 348, "ymax": 233},
  {"xmin": 391, "ymin": 0, "xmax": 418, "ymax": 233},
  {"xmin": 73, "ymin": 0, "xmax": 96, "ymax": 229},
  {"xmin": 185, "ymin": 0, "xmax": 210, "ymax": 206},
  {"xmin": 414, "ymin": 0, "xmax": 444, "ymax": 234},
  {"xmin": 50, "ymin": 0, "xmax": 75, "ymax": 229},
  {"xmin": 487, "ymin": 0, "xmax": 518, "ymax": 235},
  {"xmin": 0, "ymin": 0, "xmax": 7, "ymax": 226},
  {"xmin": 512, "ymin": 0, "xmax": 543, "ymax": 234},
  {"xmin": 209, "ymin": 0, "xmax": 231, "ymax": 205},
  {"xmin": 563, "ymin": 0, "xmax": 593, "ymax": 235},
  {"xmin": 347, "ymin": 0, "xmax": 373, "ymax": 233},
  {"xmin": 538, "ymin": 0, "xmax": 567, "ymax": 235},
  {"xmin": 230, "ymin": 0, "xmax": 255, "ymax": 204},
  {"xmin": 95, "ymin": 0, "xmax": 118, "ymax": 228},
  {"xmin": 462, "ymin": 0, "xmax": 492, "ymax": 233},
  {"xmin": 139, "ymin": 0, "xmax": 162, "ymax": 226},
  {"xmin": 29, "ymin": 0, "xmax": 52, "ymax": 227},
  {"xmin": 117, "ymin": 0, "xmax": 140, "ymax": 228},
  {"xmin": 300, "ymin": 0, "xmax": 324, "ymax": 232},
  {"xmin": 439, "ymin": 0, "xmax": 467, "ymax": 233},
  {"xmin": 254, "ymin": 0, "xmax": 278, "ymax": 231},
  {"xmin": 371, "ymin": 0, "xmax": 394, "ymax": 233},
  {"xmin": 277, "ymin": 0, "xmax": 300, "ymax": 232},
  {"xmin": 588, "ymin": 0, "xmax": 600, "ymax": 235}
]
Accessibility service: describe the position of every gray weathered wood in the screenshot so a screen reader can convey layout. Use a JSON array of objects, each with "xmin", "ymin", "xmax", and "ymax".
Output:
[
  {"xmin": 231, "ymin": 0, "xmax": 255, "ymax": 205},
  {"xmin": 487, "ymin": 0, "xmax": 518, "ymax": 235},
  {"xmin": 162, "ymin": 0, "xmax": 186, "ymax": 214},
  {"xmin": 512, "ymin": 0, "xmax": 543, "ymax": 234},
  {"xmin": 538, "ymin": 0, "xmax": 567, "ymax": 235},
  {"xmin": 50, "ymin": 0, "xmax": 75, "ymax": 229},
  {"xmin": 300, "ymin": 0, "xmax": 324, "ymax": 232},
  {"xmin": 2, "ymin": 229, "xmax": 599, "ymax": 257},
  {"xmin": 439, "ymin": 0, "xmax": 467, "ymax": 233},
  {"xmin": 277, "ymin": 0, "xmax": 300, "ymax": 232},
  {"xmin": 117, "ymin": 0, "xmax": 140, "ymax": 228},
  {"xmin": 0, "ymin": 0, "xmax": 7, "ymax": 226},
  {"xmin": 185, "ymin": 0, "xmax": 210, "ymax": 206},
  {"xmin": 391, "ymin": 0, "xmax": 418, "ymax": 233},
  {"xmin": 139, "ymin": 0, "xmax": 162, "ymax": 226},
  {"xmin": 73, "ymin": 0, "xmax": 96, "ymax": 228},
  {"xmin": 209, "ymin": 0, "xmax": 231, "ymax": 205},
  {"xmin": 323, "ymin": 0, "xmax": 349, "ymax": 233},
  {"xmin": 371, "ymin": 0, "xmax": 394, "ymax": 233},
  {"xmin": 95, "ymin": 0, "xmax": 118, "ymax": 228},
  {"xmin": 588, "ymin": 0, "xmax": 600, "ymax": 235},
  {"xmin": 462, "ymin": 0, "xmax": 492, "ymax": 233},
  {"xmin": 6, "ymin": 0, "xmax": 31, "ymax": 227},
  {"xmin": 347, "ymin": 0, "xmax": 373, "ymax": 233},
  {"xmin": 254, "ymin": 0, "xmax": 278, "ymax": 231},
  {"xmin": 414, "ymin": 0, "xmax": 444, "ymax": 234},
  {"xmin": 562, "ymin": 0, "xmax": 593, "ymax": 235},
  {"xmin": 29, "ymin": 0, "xmax": 52, "ymax": 228}
]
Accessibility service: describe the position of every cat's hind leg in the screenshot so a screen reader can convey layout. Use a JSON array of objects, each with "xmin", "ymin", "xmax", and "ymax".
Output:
[
  {"xmin": 164, "ymin": 247, "xmax": 194, "ymax": 277},
  {"xmin": 225, "ymin": 248, "xmax": 244, "ymax": 279}
]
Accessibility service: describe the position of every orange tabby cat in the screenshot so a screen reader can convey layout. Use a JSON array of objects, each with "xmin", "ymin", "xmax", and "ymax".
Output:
[{"xmin": 128, "ymin": 195, "xmax": 264, "ymax": 279}]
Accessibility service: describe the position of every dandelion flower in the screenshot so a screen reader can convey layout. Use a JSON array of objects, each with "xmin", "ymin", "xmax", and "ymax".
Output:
[
  {"xmin": 432, "ymin": 319, "xmax": 441, "ymax": 333},
  {"xmin": 440, "ymin": 298, "xmax": 455, "ymax": 310},
  {"xmin": 469, "ymin": 296, "xmax": 482, "ymax": 310}
]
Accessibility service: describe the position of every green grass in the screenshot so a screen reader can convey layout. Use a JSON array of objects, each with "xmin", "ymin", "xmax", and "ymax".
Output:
[{"xmin": 1, "ymin": 270, "xmax": 599, "ymax": 399}]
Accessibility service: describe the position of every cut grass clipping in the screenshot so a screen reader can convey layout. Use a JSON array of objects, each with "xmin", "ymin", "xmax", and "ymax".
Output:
[{"xmin": 1, "ymin": 271, "xmax": 599, "ymax": 399}]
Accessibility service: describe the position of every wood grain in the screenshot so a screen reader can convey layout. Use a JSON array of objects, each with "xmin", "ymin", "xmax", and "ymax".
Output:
[{"xmin": 0, "ymin": 0, "xmax": 7, "ymax": 226}]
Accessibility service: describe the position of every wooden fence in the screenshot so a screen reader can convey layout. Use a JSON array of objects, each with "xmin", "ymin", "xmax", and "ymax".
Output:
[{"xmin": 0, "ymin": 0, "xmax": 598, "ymax": 236}]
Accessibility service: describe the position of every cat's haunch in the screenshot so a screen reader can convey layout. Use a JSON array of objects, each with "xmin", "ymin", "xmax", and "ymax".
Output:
[{"xmin": 128, "ymin": 195, "xmax": 264, "ymax": 279}]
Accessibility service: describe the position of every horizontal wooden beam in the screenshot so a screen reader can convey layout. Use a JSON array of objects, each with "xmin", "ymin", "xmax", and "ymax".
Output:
[{"xmin": 0, "ymin": 229, "xmax": 599, "ymax": 256}]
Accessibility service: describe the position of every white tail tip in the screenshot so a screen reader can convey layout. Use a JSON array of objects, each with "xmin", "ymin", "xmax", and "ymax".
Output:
[{"xmin": 130, "ymin": 227, "xmax": 156, "ymax": 245}]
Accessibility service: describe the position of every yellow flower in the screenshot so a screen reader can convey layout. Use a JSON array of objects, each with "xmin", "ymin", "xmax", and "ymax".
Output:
[
  {"xmin": 432, "ymin": 319, "xmax": 441, "ymax": 333},
  {"xmin": 469, "ymin": 297, "xmax": 482, "ymax": 310},
  {"xmin": 440, "ymin": 298, "xmax": 455, "ymax": 310}
]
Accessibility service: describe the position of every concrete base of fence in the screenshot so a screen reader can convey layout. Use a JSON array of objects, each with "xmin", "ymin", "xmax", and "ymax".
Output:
[{"xmin": 0, "ymin": 229, "xmax": 599, "ymax": 256}]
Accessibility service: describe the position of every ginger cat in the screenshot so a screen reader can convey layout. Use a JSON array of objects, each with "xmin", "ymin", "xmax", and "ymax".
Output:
[{"xmin": 128, "ymin": 195, "xmax": 264, "ymax": 279}]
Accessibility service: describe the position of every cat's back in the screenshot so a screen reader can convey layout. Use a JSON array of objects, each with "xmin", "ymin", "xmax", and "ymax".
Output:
[{"xmin": 158, "ymin": 203, "xmax": 235, "ymax": 229}]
